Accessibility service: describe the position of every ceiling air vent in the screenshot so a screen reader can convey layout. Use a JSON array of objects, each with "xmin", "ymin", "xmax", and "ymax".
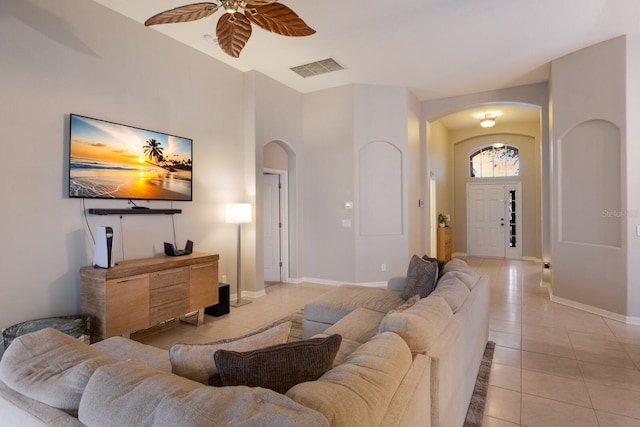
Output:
[{"xmin": 290, "ymin": 58, "xmax": 344, "ymax": 78}]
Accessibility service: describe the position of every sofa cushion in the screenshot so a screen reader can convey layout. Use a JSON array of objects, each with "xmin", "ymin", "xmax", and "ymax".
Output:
[
  {"xmin": 0, "ymin": 328, "xmax": 117, "ymax": 411},
  {"xmin": 387, "ymin": 294, "xmax": 421, "ymax": 314},
  {"xmin": 311, "ymin": 334, "xmax": 363, "ymax": 367},
  {"xmin": 92, "ymin": 336, "xmax": 171, "ymax": 372},
  {"xmin": 286, "ymin": 332, "xmax": 412, "ymax": 427},
  {"xmin": 401, "ymin": 255, "xmax": 439, "ymax": 300},
  {"xmin": 379, "ymin": 295, "xmax": 453, "ymax": 353},
  {"xmin": 441, "ymin": 258, "xmax": 480, "ymax": 289},
  {"xmin": 440, "ymin": 270, "xmax": 479, "ymax": 290},
  {"xmin": 78, "ymin": 360, "xmax": 329, "ymax": 427},
  {"xmin": 169, "ymin": 321, "xmax": 291, "ymax": 384},
  {"xmin": 214, "ymin": 334, "xmax": 341, "ymax": 394},
  {"xmin": 431, "ymin": 276, "xmax": 470, "ymax": 313},
  {"xmin": 323, "ymin": 307, "xmax": 385, "ymax": 343},
  {"xmin": 304, "ymin": 285, "xmax": 404, "ymax": 325}
]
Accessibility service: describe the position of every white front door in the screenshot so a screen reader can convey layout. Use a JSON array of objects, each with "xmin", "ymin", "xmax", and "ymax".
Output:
[
  {"xmin": 263, "ymin": 173, "xmax": 281, "ymax": 282},
  {"xmin": 468, "ymin": 184, "xmax": 505, "ymax": 257}
]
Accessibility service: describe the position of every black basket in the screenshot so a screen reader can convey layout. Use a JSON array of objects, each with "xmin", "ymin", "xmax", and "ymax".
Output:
[{"xmin": 2, "ymin": 314, "xmax": 92, "ymax": 350}]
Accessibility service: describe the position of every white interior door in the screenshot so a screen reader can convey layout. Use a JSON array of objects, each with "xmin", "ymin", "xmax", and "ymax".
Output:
[
  {"xmin": 263, "ymin": 173, "xmax": 281, "ymax": 282},
  {"xmin": 468, "ymin": 184, "xmax": 505, "ymax": 257}
]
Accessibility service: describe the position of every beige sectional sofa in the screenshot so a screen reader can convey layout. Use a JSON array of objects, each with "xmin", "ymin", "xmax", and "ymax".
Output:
[
  {"xmin": 0, "ymin": 257, "xmax": 488, "ymax": 427},
  {"xmin": 303, "ymin": 257, "xmax": 490, "ymax": 427}
]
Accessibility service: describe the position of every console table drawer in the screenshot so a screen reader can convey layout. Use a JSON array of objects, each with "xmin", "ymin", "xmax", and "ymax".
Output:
[
  {"xmin": 150, "ymin": 299, "xmax": 189, "ymax": 324},
  {"xmin": 150, "ymin": 282, "xmax": 189, "ymax": 307},
  {"xmin": 150, "ymin": 267, "xmax": 189, "ymax": 289}
]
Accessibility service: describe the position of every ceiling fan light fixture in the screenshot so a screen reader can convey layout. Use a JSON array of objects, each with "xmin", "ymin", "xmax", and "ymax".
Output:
[
  {"xmin": 145, "ymin": 1, "xmax": 316, "ymax": 58},
  {"xmin": 221, "ymin": 0, "xmax": 237, "ymax": 14},
  {"xmin": 480, "ymin": 114, "xmax": 497, "ymax": 128}
]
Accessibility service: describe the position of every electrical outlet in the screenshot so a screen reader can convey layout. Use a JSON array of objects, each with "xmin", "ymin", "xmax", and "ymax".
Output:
[
  {"xmin": 381, "ymin": 264, "xmax": 386, "ymax": 271},
  {"xmin": 222, "ymin": 274, "xmax": 228, "ymax": 283}
]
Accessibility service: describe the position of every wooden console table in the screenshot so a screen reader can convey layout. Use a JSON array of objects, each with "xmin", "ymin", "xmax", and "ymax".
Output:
[{"xmin": 80, "ymin": 252, "xmax": 219, "ymax": 342}]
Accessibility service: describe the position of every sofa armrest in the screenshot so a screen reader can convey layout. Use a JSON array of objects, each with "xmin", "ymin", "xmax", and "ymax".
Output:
[{"xmin": 387, "ymin": 277, "xmax": 407, "ymax": 292}]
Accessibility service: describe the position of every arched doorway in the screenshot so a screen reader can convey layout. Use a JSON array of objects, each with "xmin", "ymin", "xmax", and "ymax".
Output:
[
  {"xmin": 427, "ymin": 103, "xmax": 543, "ymax": 260},
  {"xmin": 263, "ymin": 140, "xmax": 296, "ymax": 284}
]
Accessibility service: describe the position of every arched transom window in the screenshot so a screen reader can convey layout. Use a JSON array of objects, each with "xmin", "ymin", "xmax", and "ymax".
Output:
[{"xmin": 470, "ymin": 143, "xmax": 519, "ymax": 178}]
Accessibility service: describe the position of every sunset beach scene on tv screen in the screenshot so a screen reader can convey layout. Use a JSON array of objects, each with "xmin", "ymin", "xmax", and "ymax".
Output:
[{"xmin": 69, "ymin": 115, "xmax": 192, "ymax": 201}]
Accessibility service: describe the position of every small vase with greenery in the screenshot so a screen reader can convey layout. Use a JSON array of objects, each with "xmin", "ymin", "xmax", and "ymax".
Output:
[{"xmin": 438, "ymin": 213, "xmax": 447, "ymax": 227}]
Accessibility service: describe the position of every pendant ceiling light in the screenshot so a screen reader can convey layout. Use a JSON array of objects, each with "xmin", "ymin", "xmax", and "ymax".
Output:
[{"xmin": 480, "ymin": 114, "xmax": 497, "ymax": 128}]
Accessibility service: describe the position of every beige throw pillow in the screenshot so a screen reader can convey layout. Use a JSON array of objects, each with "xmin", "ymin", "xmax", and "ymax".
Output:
[{"xmin": 169, "ymin": 321, "xmax": 292, "ymax": 384}]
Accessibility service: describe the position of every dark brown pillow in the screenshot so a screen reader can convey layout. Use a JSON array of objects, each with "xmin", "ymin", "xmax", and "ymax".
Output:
[
  {"xmin": 422, "ymin": 254, "xmax": 447, "ymax": 279},
  {"xmin": 401, "ymin": 255, "xmax": 439, "ymax": 300},
  {"xmin": 213, "ymin": 334, "xmax": 342, "ymax": 394}
]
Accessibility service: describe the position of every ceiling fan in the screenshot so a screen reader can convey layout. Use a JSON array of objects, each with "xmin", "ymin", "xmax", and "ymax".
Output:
[{"xmin": 145, "ymin": 1, "xmax": 316, "ymax": 58}]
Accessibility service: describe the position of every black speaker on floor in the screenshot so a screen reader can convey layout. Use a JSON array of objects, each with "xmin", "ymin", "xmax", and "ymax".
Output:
[{"xmin": 205, "ymin": 283, "xmax": 230, "ymax": 317}]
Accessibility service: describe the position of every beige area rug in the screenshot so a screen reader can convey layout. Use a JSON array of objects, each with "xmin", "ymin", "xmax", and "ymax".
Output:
[{"xmin": 276, "ymin": 309, "xmax": 494, "ymax": 426}]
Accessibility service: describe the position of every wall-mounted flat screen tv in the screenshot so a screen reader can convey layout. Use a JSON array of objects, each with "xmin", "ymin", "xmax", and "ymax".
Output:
[{"xmin": 69, "ymin": 114, "xmax": 192, "ymax": 201}]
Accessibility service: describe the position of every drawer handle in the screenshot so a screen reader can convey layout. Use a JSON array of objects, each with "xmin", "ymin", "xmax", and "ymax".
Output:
[
  {"xmin": 115, "ymin": 274, "xmax": 147, "ymax": 284},
  {"xmin": 157, "ymin": 269, "xmax": 184, "ymax": 276},
  {"xmin": 191, "ymin": 263, "xmax": 213, "ymax": 269}
]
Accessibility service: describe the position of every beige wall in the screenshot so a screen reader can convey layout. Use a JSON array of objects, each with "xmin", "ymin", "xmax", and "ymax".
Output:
[
  {"xmin": 302, "ymin": 86, "xmax": 356, "ymax": 282},
  {"xmin": 247, "ymin": 71, "xmax": 304, "ymax": 286},
  {"xmin": 301, "ymin": 85, "xmax": 420, "ymax": 284},
  {"xmin": 550, "ymin": 37, "xmax": 628, "ymax": 316},
  {"xmin": 0, "ymin": 0, "xmax": 246, "ymax": 342},
  {"xmin": 626, "ymin": 35, "xmax": 640, "ymax": 318},
  {"xmin": 426, "ymin": 121, "xmax": 452, "ymax": 256}
]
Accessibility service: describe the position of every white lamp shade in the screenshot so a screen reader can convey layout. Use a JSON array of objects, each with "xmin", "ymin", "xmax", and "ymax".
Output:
[{"xmin": 225, "ymin": 203, "xmax": 252, "ymax": 224}]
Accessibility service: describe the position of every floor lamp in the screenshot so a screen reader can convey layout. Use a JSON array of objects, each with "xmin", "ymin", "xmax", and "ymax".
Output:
[{"xmin": 226, "ymin": 203, "xmax": 252, "ymax": 307}]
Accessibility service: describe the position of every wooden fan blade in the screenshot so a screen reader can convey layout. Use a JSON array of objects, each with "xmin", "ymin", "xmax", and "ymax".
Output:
[
  {"xmin": 245, "ymin": 3, "xmax": 316, "ymax": 37},
  {"xmin": 145, "ymin": 2, "xmax": 219, "ymax": 26},
  {"xmin": 245, "ymin": 0, "xmax": 279, "ymax": 5},
  {"xmin": 216, "ymin": 13, "xmax": 252, "ymax": 58}
]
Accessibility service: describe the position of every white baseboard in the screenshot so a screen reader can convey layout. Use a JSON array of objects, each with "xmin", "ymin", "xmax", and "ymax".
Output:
[
  {"xmin": 293, "ymin": 277, "xmax": 387, "ymax": 288},
  {"xmin": 230, "ymin": 289, "xmax": 266, "ymax": 302},
  {"xmin": 550, "ymin": 293, "xmax": 640, "ymax": 325},
  {"xmin": 454, "ymin": 252, "xmax": 541, "ymax": 263}
]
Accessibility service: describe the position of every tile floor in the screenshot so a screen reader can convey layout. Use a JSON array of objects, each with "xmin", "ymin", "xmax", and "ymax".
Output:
[{"xmin": 135, "ymin": 258, "xmax": 640, "ymax": 427}]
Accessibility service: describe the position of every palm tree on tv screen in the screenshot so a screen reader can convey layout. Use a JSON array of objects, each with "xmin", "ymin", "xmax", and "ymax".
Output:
[{"xmin": 143, "ymin": 138, "xmax": 166, "ymax": 167}]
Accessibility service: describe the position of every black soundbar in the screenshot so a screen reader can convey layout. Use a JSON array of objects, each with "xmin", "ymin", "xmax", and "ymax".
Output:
[{"xmin": 88, "ymin": 208, "xmax": 182, "ymax": 215}]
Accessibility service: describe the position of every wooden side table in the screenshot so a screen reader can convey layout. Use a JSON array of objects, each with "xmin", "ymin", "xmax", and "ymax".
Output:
[{"xmin": 437, "ymin": 227, "xmax": 452, "ymax": 261}]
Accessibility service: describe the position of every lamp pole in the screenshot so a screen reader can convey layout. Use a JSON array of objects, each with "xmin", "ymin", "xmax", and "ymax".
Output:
[{"xmin": 226, "ymin": 203, "xmax": 252, "ymax": 307}]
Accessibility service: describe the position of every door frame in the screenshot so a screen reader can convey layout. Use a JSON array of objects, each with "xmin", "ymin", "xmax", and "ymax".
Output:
[
  {"xmin": 264, "ymin": 168, "xmax": 289, "ymax": 283},
  {"xmin": 466, "ymin": 181, "xmax": 522, "ymax": 259}
]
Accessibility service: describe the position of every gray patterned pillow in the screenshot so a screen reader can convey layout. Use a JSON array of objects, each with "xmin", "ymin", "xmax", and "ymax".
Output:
[
  {"xmin": 401, "ymin": 255, "xmax": 439, "ymax": 300},
  {"xmin": 214, "ymin": 334, "xmax": 342, "ymax": 394}
]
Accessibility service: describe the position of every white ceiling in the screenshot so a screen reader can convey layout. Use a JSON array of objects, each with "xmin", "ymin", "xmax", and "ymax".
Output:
[{"xmin": 93, "ymin": 0, "xmax": 640, "ymax": 128}]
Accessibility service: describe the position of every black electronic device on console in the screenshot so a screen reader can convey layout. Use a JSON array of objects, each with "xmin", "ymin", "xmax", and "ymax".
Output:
[{"xmin": 164, "ymin": 240, "xmax": 193, "ymax": 256}]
